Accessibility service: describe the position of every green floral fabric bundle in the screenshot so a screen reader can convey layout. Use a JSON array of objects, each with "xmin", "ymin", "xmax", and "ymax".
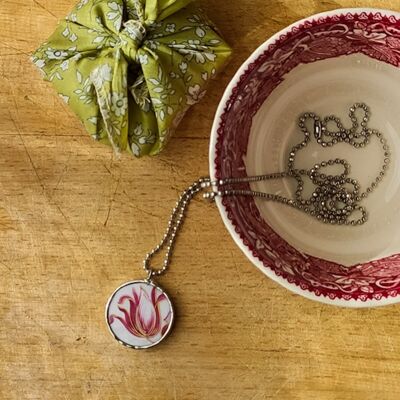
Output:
[{"xmin": 32, "ymin": 0, "xmax": 231, "ymax": 156}]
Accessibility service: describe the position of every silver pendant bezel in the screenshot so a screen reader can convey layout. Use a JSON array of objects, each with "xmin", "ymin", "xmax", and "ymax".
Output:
[{"xmin": 105, "ymin": 280, "xmax": 174, "ymax": 349}]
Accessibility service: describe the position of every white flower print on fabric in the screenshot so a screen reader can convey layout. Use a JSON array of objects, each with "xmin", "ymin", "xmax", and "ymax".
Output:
[
  {"xmin": 195, "ymin": 51, "xmax": 215, "ymax": 63},
  {"xmin": 60, "ymin": 60, "xmax": 70, "ymax": 71},
  {"xmin": 31, "ymin": 1, "xmax": 232, "ymax": 157},
  {"xmin": 131, "ymin": 142, "xmax": 140, "ymax": 156},
  {"xmin": 95, "ymin": 91, "xmax": 123, "ymax": 151},
  {"xmin": 123, "ymin": 19, "xmax": 147, "ymax": 43},
  {"xmin": 97, "ymin": 93, "xmax": 111, "ymax": 121},
  {"xmin": 147, "ymin": 20, "xmax": 163, "ymax": 30},
  {"xmin": 107, "ymin": 2, "xmax": 123, "ymax": 31},
  {"xmin": 45, "ymin": 48, "xmax": 68, "ymax": 60},
  {"xmin": 90, "ymin": 63, "xmax": 112, "ymax": 87},
  {"xmin": 130, "ymin": 74, "xmax": 151, "ymax": 112},
  {"xmin": 72, "ymin": 53, "xmax": 82, "ymax": 62},
  {"xmin": 133, "ymin": 123, "xmax": 144, "ymax": 137},
  {"xmin": 132, "ymin": 123, "xmax": 156, "ymax": 145},
  {"xmin": 59, "ymin": 94, "xmax": 70, "ymax": 104},
  {"xmin": 169, "ymin": 39, "xmax": 217, "ymax": 64},
  {"xmin": 76, "ymin": 0, "xmax": 88, "ymax": 9},
  {"xmin": 138, "ymin": 54, "xmax": 148, "ymax": 65},
  {"xmin": 186, "ymin": 84, "xmax": 206, "ymax": 105},
  {"xmin": 74, "ymin": 70, "xmax": 94, "ymax": 104},
  {"xmin": 34, "ymin": 59, "xmax": 45, "ymax": 69},
  {"xmin": 111, "ymin": 92, "xmax": 128, "ymax": 117},
  {"xmin": 179, "ymin": 61, "xmax": 187, "ymax": 73},
  {"xmin": 68, "ymin": 13, "xmax": 77, "ymax": 22},
  {"xmin": 195, "ymin": 27, "xmax": 206, "ymax": 38},
  {"xmin": 165, "ymin": 23, "xmax": 176, "ymax": 33},
  {"xmin": 146, "ymin": 40, "xmax": 159, "ymax": 50},
  {"xmin": 62, "ymin": 26, "xmax": 77, "ymax": 43},
  {"xmin": 187, "ymin": 14, "xmax": 210, "ymax": 38}
]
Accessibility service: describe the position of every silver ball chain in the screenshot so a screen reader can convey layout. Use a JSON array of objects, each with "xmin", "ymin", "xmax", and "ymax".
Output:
[
  {"xmin": 143, "ymin": 103, "xmax": 390, "ymax": 278},
  {"xmin": 143, "ymin": 178, "xmax": 207, "ymax": 278}
]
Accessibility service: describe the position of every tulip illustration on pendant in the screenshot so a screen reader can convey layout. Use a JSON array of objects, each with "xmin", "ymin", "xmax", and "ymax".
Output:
[{"xmin": 106, "ymin": 281, "xmax": 174, "ymax": 349}]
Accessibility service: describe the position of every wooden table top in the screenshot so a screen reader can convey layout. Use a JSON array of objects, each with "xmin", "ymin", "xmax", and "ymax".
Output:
[{"xmin": 2, "ymin": 0, "xmax": 400, "ymax": 399}]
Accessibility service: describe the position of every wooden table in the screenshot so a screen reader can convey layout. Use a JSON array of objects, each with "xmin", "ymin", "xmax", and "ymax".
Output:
[{"xmin": 1, "ymin": 0, "xmax": 400, "ymax": 399}]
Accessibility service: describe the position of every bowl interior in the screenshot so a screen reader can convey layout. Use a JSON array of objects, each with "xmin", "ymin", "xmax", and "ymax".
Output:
[
  {"xmin": 212, "ymin": 9, "xmax": 400, "ymax": 303},
  {"xmin": 247, "ymin": 53, "xmax": 400, "ymax": 267}
]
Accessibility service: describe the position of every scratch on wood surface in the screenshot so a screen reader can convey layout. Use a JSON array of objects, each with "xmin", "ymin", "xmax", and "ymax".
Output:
[
  {"xmin": 53, "ymin": 202, "xmax": 93, "ymax": 257},
  {"xmin": 6, "ymin": 107, "xmax": 96, "ymax": 260},
  {"xmin": 53, "ymin": 154, "xmax": 72, "ymax": 192},
  {"xmin": 10, "ymin": 134, "xmax": 99, "ymax": 271},
  {"xmin": 32, "ymin": 0, "xmax": 57, "ymax": 19},
  {"xmin": 248, "ymin": 392, "xmax": 260, "ymax": 400},
  {"xmin": 272, "ymin": 377, "xmax": 290, "ymax": 398},
  {"xmin": 122, "ymin": 190, "xmax": 161, "ymax": 219},
  {"xmin": 21, "ymin": 140, "xmax": 45, "ymax": 190},
  {"xmin": 0, "ymin": 261, "xmax": 12, "ymax": 272},
  {"xmin": 157, "ymin": 157, "xmax": 185, "ymax": 179},
  {"xmin": 0, "ymin": 41, "xmax": 31, "ymax": 56},
  {"xmin": 22, "ymin": 309, "xmax": 52, "ymax": 343},
  {"xmin": 102, "ymin": 163, "xmax": 117, "ymax": 180},
  {"xmin": 8, "ymin": 97, "xmax": 48, "ymax": 195},
  {"xmin": 104, "ymin": 175, "xmax": 121, "ymax": 226}
]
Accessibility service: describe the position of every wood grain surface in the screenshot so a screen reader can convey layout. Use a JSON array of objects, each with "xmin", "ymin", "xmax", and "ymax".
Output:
[{"xmin": 1, "ymin": 0, "xmax": 400, "ymax": 399}]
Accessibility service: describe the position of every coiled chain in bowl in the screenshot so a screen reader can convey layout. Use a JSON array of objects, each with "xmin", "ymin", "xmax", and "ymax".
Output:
[{"xmin": 205, "ymin": 103, "xmax": 391, "ymax": 226}]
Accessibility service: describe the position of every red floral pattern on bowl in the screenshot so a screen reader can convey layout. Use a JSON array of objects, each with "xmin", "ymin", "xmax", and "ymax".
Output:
[{"xmin": 210, "ymin": 8, "xmax": 400, "ymax": 306}]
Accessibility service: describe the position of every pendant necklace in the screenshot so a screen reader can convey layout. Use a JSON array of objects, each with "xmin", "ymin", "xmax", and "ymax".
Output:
[{"xmin": 105, "ymin": 103, "xmax": 391, "ymax": 349}]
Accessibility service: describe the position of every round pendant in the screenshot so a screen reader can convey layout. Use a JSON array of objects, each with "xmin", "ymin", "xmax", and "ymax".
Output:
[{"xmin": 105, "ymin": 280, "xmax": 174, "ymax": 349}]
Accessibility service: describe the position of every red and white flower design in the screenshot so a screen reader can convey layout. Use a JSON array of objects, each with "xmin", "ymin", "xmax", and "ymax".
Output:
[{"xmin": 107, "ymin": 281, "xmax": 173, "ymax": 348}]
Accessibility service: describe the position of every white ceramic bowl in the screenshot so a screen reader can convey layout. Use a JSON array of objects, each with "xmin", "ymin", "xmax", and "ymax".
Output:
[{"xmin": 209, "ymin": 8, "xmax": 400, "ymax": 307}]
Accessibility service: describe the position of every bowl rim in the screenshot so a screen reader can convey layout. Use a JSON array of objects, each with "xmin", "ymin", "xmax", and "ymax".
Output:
[{"xmin": 209, "ymin": 7, "xmax": 400, "ymax": 308}]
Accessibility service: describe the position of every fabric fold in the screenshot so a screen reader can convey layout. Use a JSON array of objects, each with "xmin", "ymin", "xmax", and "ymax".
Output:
[{"xmin": 31, "ymin": 0, "xmax": 232, "ymax": 156}]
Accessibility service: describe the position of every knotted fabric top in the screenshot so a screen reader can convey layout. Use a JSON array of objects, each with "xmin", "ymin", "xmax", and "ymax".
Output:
[
  {"xmin": 31, "ymin": 0, "xmax": 232, "ymax": 156},
  {"xmin": 118, "ymin": 20, "xmax": 147, "ymax": 62}
]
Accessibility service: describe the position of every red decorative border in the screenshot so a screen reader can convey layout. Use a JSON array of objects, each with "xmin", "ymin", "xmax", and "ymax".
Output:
[{"xmin": 214, "ymin": 11, "xmax": 400, "ymax": 301}]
